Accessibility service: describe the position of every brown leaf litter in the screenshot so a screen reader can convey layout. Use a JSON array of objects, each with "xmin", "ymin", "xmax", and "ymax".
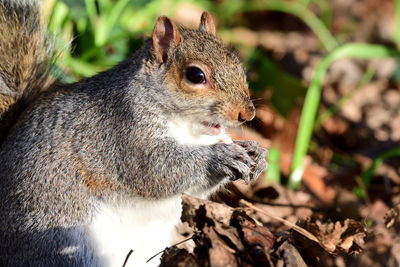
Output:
[{"xmin": 160, "ymin": 194, "xmax": 367, "ymax": 267}]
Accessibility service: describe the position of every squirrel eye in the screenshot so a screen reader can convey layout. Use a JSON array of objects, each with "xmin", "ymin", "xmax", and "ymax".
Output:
[{"xmin": 184, "ymin": 66, "xmax": 206, "ymax": 84}]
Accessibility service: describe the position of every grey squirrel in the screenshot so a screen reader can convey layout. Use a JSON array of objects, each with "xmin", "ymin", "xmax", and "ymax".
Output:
[{"xmin": 0, "ymin": 0, "xmax": 267, "ymax": 266}]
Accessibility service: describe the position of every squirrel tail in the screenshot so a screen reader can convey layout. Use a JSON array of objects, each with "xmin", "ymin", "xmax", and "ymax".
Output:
[{"xmin": 0, "ymin": 0, "xmax": 54, "ymax": 137}]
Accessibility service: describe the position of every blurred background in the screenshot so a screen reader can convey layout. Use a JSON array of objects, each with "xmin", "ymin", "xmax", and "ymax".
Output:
[{"xmin": 43, "ymin": 0, "xmax": 400, "ymax": 265}]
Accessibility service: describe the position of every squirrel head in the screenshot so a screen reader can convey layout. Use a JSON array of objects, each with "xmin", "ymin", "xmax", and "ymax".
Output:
[{"xmin": 148, "ymin": 12, "xmax": 254, "ymax": 138}]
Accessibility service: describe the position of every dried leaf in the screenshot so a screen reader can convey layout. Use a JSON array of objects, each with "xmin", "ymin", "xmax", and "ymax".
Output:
[
  {"xmin": 159, "ymin": 246, "xmax": 200, "ymax": 267},
  {"xmin": 231, "ymin": 210, "xmax": 275, "ymax": 249},
  {"xmin": 179, "ymin": 194, "xmax": 275, "ymax": 266},
  {"xmin": 205, "ymin": 227, "xmax": 238, "ymax": 267},
  {"xmin": 385, "ymin": 205, "xmax": 400, "ymax": 228},
  {"xmin": 298, "ymin": 218, "xmax": 367, "ymax": 255},
  {"xmin": 277, "ymin": 241, "xmax": 307, "ymax": 267}
]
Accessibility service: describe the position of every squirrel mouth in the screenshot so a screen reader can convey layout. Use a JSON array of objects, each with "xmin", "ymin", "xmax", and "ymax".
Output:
[{"xmin": 200, "ymin": 122, "xmax": 221, "ymax": 135}]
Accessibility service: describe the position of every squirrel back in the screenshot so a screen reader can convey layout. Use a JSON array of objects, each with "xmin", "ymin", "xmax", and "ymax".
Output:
[{"xmin": 0, "ymin": 0, "xmax": 54, "ymax": 140}]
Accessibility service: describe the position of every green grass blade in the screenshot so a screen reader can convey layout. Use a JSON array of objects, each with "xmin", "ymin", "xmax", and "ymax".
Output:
[
  {"xmin": 265, "ymin": 146, "xmax": 281, "ymax": 184},
  {"xmin": 95, "ymin": 0, "xmax": 130, "ymax": 47},
  {"xmin": 314, "ymin": 65, "xmax": 375, "ymax": 128},
  {"xmin": 315, "ymin": 0, "xmax": 333, "ymax": 29},
  {"xmin": 66, "ymin": 57, "xmax": 98, "ymax": 77},
  {"xmin": 84, "ymin": 0, "xmax": 97, "ymax": 27},
  {"xmin": 298, "ymin": 0, "xmax": 312, "ymax": 6},
  {"xmin": 394, "ymin": 0, "xmax": 400, "ymax": 45},
  {"xmin": 355, "ymin": 147, "xmax": 400, "ymax": 198},
  {"xmin": 288, "ymin": 43, "xmax": 400, "ymax": 189},
  {"xmin": 47, "ymin": 1, "xmax": 69, "ymax": 33}
]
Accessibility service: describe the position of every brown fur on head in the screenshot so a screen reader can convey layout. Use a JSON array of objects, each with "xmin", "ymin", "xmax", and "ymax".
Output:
[{"xmin": 150, "ymin": 11, "xmax": 255, "ymax": 128}]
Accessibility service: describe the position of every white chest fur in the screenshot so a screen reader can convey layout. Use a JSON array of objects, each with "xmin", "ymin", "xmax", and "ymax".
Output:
[
  {"xmin": 88, "ymin": 197, "xmax": 182, "ymax": 267},
  {"xmin": 87, "ymin": 118, "xmax": 232, "ymax": 266}
]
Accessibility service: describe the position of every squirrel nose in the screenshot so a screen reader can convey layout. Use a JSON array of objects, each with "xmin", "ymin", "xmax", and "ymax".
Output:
[{"xmin": 238, "ymin": 104, "xmax": 255, "ymax": 122}]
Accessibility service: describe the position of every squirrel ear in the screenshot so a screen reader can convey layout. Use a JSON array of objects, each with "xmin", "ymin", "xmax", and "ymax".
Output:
[
  {"xmin": 198, "ymin": 11, "xmax": 216, "ymax": 36},
  {"xmin": 152, "ymin": 16, "xmax": 181, "ymax": 64}
]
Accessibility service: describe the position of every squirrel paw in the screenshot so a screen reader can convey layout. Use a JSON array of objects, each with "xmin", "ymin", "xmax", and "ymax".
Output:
[
  {"xmin": 234, "ymin": 140, "xmax": 268, "ymax": 181},
  {"xmin": 211, "ymin": 142, "xmax": 253, "ymax": 181},
  {"xmin": 211, "ymin": 141, "xmax": 268, "ymax": 182}
]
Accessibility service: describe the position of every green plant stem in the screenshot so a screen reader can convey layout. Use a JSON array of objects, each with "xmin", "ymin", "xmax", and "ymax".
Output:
[
  {"xmin": 84, "ymin": 0, "xmax": 97, "ymax": 29},
  {"xmin": 95, "ymin": 0, "xmax": 130, "ymax": 47},
  {"xmin": 315, "ymin": 0, "xmax": 333, "ymax": 30},
  {"xmin": 354, "ymin": 147, "xmax": 400, "ymax": 198},
  {"xmin": 265, "ymin": 146, "xmax": 281, "ymax": 184},
  {"xmin": 298, "ymin": 0, "xmax": 313, "ymax": 6},
  {"xmin": 288, "ymin": 43, "xmax": 400, "ymax": 190},
  {"xmin": 394, "ymin": 0, "xmax": 400, "ymax": 45},
  {"xmin": 314, "ymin": 65, "xmax": 375, "ymax": 128}
]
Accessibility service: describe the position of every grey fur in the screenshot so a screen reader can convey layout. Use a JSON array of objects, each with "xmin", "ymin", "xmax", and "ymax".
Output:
[{"xmin": 0, "ymin": 3, "xmax": 267, "ymax": 266}]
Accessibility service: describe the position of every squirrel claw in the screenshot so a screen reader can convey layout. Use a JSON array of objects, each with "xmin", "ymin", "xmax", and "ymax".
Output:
[{"xmin": 234, "ymin": 140, "xmax": 268, "ymax": 181}]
